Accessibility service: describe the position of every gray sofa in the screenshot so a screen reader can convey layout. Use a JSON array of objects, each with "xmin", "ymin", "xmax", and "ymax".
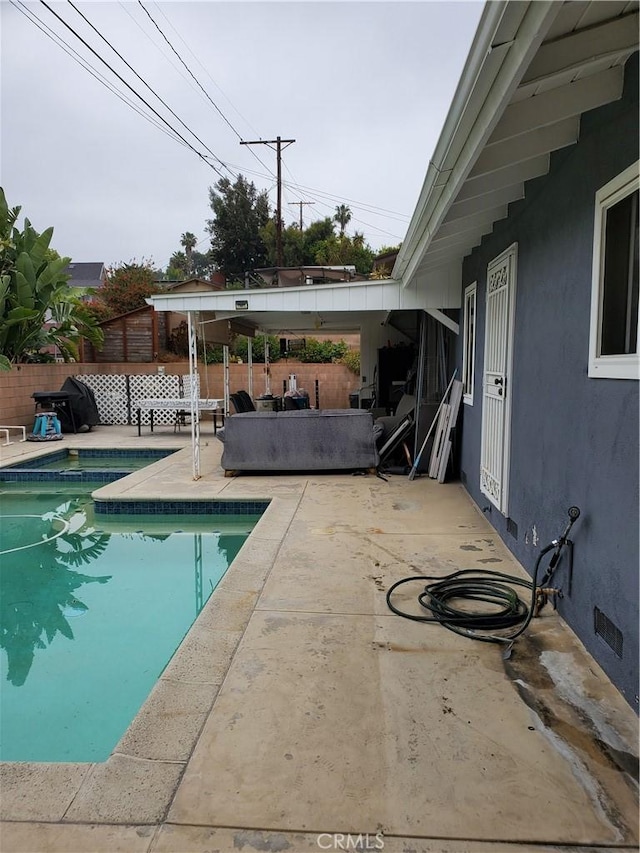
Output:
[{"xmin": 219, "ymin": 409, "xmax": 379, "ymax": 474}]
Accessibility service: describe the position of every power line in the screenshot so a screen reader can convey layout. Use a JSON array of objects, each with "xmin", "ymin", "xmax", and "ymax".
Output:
[
  {"xmin": 37, "ymin": 0, "xmax": 227, "ymax": 178},
  {"xmin": 65, "ymin": 0, "xmax": 232, "ymax": 177},
  {"xmin": 10, "ymin": 0, "xmax": 189, "ymax": 149},
  {"xmin": 224, "ymin": 162, "xmax": 407, "ymax": 240},
  {"xmin": 137, "ymin": 1, "xmax": 276, "ymax": 184},
  {"xmin": 138, "ymin": 1, "xmax": 242, "ymax": 142},
  {"xmin": 117, "ymin": 0, "xmax": 216, "ymax": 109},
  {"xmin": 151, "ymin": 1, "xmax": 263, "ymax": 141},
  {"xmin": 240, "ymin": 137, "xmax": 295, "ymax": 267},
  {"xmin": 129, "ymin": 1, "xmax": 404, "ymax": 239},
  {"xmin": 227, "ymin": 162, "xmax": 409, "ymax": 221},
  {"xmin": 288, "ymin": 201, "xmax": 315, "ymax": 230}
]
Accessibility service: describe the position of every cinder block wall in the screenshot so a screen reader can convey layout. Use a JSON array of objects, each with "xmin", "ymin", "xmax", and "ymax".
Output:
[
  {"xmin": 0, "ymin": 361, "xmax": 360, "ymax": 426},
  {"xmin": 208, "ymin": 362, "xmax": 359, "ymax": 410}
]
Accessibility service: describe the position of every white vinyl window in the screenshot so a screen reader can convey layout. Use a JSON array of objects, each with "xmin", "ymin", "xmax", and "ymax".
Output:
[
  {"xmin": 462, "ymin": 281, "xmax": 477, "ymax": 404},
  {"xmin": 589, "ymin": 161, "xmax": 639, "ymax": 380}
]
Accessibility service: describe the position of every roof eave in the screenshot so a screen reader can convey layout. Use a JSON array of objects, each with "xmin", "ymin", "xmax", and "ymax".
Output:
[{"xmin": 394, "ymin": 0, "xmax": 560, "ymax": 287}]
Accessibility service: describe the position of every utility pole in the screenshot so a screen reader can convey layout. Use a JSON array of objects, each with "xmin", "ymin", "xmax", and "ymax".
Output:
[
  {"xmin": 240, "ymin": 136, "xmax": 295, "ymax": 267},
  {"xmin": 288, "ymin": 200, "xmax": 315, "ymax": 230}
]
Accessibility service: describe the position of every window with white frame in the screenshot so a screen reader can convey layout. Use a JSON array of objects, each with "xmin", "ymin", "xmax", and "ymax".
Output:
[
  {"xmin": 589, "ymin": 161, "xmax": 639, "ymax": 380},
  {"xmin": 463, "ymin": 281, "xmax": 477, "ymax": 403}
]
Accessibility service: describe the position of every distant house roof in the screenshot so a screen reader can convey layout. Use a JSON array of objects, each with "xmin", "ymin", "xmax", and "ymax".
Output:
[
  {"xmin": 164, "ymin": 276, "xmax": 225, "ymax": 292},
  {"xmin": 253, "ymin": 266, "xmax": 362, "ymax": 287},
  {"xmin": 64, "ymin": 262, "xmax": 106, "ymax": 288},
  {"xmin": 372, "ymin": 250, "xmax": 399, "ymax": 274}
]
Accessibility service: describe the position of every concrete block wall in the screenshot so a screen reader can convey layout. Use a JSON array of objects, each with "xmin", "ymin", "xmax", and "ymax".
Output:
[
  {"xmin": 0, "ymin": 361, "xmax": 360, "ymax": 427},
  {"xmin": 210, "ymin": 362, "xmax": 359, "ymax": 410}
]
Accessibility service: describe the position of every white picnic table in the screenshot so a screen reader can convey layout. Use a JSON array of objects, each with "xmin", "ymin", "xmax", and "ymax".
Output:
[{"xmin": 135, "ymin": 398, "xmax": 224, "ymax": 436}]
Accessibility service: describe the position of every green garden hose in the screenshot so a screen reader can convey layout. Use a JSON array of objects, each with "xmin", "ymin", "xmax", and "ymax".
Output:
[{"xmin": 386, "ymin": 543, "xmax": 556, "ymax": 645}]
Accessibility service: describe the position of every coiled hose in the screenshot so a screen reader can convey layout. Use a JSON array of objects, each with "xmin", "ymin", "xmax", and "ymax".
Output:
[{"xmin": 386, "ymin": 543, "xmax": 555, "ymax": 645}]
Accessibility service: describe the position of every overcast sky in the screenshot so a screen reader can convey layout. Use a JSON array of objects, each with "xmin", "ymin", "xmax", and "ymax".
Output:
[{"xmin": 1, "ymin": 1, "xmax": 484, "ymax": 271}]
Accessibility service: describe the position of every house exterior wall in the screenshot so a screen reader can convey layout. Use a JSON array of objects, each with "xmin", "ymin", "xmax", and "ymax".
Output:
[{"xmin": 457, "ymin": 56, "xmax": 639, "ymax": 708}]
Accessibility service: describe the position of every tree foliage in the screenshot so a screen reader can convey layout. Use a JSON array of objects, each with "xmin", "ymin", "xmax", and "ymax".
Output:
[
  {"xmin": 165, "ymin": 246, "xmax": 217, "ymax": 281},
  {"xmin": 207, "ymin": 175, "xmax": 270, "ymax": 278},
  {"xmin": 180, "ymin": 231, "xmax": 197, "ymax": 275},
  {"xmin": 0, "ymin": 188, "xmax": 103, "ymax": 369},
  {"xmin": 259, "ymin": 216, "xmax": 374, "ymax": 274},
  {"xmin": 313, "ymin": 232, "xmax": 375, "ymax": 275},
  {"xmin": 167, "ymin": 251, "xmax": 188, "ymax": 281},
  {"xmin": 90, "ymin": 261, "xmax": 162, "ymax": 321},
  {"xmin": 334, "ymin": 204, "xmax": 352, "ymax": 235}
]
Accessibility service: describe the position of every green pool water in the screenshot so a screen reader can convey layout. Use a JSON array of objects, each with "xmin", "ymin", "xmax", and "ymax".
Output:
[
  {"xmin": 9, "ymin": 449, "xmax": 175, "ymax": 472},
  {"xmin": 0, "ymin": 482, "xmax": 259, "ymax": 762}
]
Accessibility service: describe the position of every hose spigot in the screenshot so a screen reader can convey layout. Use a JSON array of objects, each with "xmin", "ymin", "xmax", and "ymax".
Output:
[{"xmin": 548, "ymin": 506, "xmax": 581, "ymax": 571}]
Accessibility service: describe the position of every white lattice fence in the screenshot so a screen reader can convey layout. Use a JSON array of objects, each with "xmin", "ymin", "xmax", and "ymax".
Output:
[
  {"xmin": 75, "ymin": 373, "xmax": 199, "ymax": 425},
  {"xmin": 75, "ymin": 374, "xmax": 128, "ymax": 424},
  {"xmin": 129, "ymin": 374, "xmax": 182, "ymax": 425},
  {"xmin": 182, "ymin": 373, "xmax": 200, "ymax": 398}
]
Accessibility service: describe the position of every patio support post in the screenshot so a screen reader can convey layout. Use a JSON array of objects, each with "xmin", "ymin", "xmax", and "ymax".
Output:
[
  {"xmin": 247, "ymin": 337, "xmax": 253, "ymax": 400},
  {"xmin": 187, "ymin": 310, "xmax": 201, "ymax": 480},
  {"xmin": 413, "ymin": 311, "xmax": 428, "ymax": 462},
  {"xmin": 223, "ymin": 345, "xmax": 230, "ymax": 417},
  {"xmin": 264, "ymin": 334, "xmax": 271, "ymax": 395}
]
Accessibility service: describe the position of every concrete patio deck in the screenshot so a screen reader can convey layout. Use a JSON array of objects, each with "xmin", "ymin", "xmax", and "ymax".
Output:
[{"xmin": 0, "ymin": 425, "xmax": 637, "ymax": 853}]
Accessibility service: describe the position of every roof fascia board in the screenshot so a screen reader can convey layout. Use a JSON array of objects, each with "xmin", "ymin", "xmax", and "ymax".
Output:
[
  {"xmin": 394, "ymin": 1, "xmax": 509, "ymax": 267},
  {"xmin": 148, "ymin": 279, "xmax": 404, "ymax": 315},
  {"xmin": 395, "ymin": 1, "xmax": 560, "ymax": 289}
]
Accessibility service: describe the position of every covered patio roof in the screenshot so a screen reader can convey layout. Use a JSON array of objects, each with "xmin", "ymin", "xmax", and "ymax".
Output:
[{"xmin": 148, "ymin": 278, "xmax": 434, "ymax": 337}]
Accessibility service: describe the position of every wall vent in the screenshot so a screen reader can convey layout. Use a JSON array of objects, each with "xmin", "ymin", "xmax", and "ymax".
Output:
[
  {"xmin": 594, "ymin": 607, "xmax": 623, "ymax": 658},
  {"xmin": 506, "ymin": 518, "xmax": 518, "ymax": 539}
]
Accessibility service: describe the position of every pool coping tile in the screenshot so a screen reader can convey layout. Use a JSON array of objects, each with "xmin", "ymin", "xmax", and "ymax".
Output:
[
  {"xmin": 62, "ymin": 755, "xmax": 185, "ymax": 825},
  {"xmin": 0, "ymin": 763, "xmax": 92, "ymax": 822}
]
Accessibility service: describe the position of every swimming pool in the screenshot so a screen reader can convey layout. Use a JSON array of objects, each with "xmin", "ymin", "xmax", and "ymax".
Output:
[
  {"xmin": 1, "ymin": 448, "xmax": 176, "ymax": 481},
  {"xmin": 0, "ymin": 477, "xmax": 265, "ymax": 762}
]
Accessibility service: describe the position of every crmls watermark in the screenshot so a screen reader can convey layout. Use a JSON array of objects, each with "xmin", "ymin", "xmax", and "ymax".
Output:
[{"xmin": 316, "ymin": 832, "xmax": 384, "ymax": 850}]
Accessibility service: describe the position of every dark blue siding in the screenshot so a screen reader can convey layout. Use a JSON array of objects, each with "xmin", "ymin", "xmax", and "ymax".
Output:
[{"xmin": 458, "ymin": 56, "xmax": 639, "ymax": 708}]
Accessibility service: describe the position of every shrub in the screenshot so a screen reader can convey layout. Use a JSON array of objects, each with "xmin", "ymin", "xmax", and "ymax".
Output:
[
  {"xmin": 339, "ymin": 349, "xmax": 360, "ymax": 374},
  {"xmin": 298, "ymin": 338, "xmax": 348, "ymax": 363},
  {"xmin": 232, "ymin": 334, "xmax": 281, "ymax": 363}
]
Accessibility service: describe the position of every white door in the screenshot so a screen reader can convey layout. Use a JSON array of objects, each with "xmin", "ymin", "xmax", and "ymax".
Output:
[{"xmin": 480, "ymin": 243, "xmax": 517, "ymax": 513}]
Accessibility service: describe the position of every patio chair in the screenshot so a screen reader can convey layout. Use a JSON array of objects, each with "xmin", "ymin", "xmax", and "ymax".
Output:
[
  {"xmin": 374, "ymin": 394, "xmax": 416, "ymax": 444},
  {"xmin": 230, "ymin": 391, "xmax": 256, "ymax": 413}
]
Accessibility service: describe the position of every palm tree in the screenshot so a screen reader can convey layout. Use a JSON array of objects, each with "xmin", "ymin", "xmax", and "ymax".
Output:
[
  {"xmin": 334, "ymin": 204, "xmax": 352, "ymax": 236},
  {"xmin": 180, "ymin": 232, "xmax": 198, "ymax": 275}
]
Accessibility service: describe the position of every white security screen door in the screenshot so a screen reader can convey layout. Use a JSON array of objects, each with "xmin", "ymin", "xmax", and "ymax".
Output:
[{"xmin": 480, "ymin": 243, "xmax": 517, "ymax": 513}]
